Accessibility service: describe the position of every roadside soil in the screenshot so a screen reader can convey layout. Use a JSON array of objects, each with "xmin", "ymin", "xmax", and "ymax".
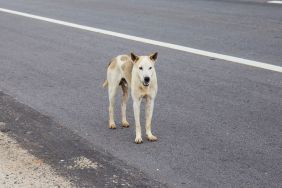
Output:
[{"xmin": 0, "ymin": 124, "xmax": 74, "ymax": 188}]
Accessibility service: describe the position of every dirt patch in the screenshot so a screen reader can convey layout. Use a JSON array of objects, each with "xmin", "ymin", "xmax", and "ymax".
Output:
[
  {"xmin": 67, "ymin": 156, "xmax": 100, "ymax": 170},
  {"xmin": 0, "ymin": 127, "xmax": 74, "ymax": 188}
]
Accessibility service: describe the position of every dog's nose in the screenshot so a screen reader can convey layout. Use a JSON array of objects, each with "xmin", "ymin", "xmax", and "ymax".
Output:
[{"xmin": 144, "ymin": 77, "xmax": 150, "ymax": 83}]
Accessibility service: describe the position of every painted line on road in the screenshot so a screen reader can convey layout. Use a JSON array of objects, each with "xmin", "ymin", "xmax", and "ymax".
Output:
[
  {"xmin": 267, "ymin": 1, "xmax": 282, "ymax": 4},
  {"xmin": 0, "ymin": 8, "xmax": 281, "ymax": 73}
]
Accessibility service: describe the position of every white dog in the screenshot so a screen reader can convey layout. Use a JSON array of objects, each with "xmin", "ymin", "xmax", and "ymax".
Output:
[{"xmin": 103, "ymin": 52, "xmax": 158, "ymax": 144}]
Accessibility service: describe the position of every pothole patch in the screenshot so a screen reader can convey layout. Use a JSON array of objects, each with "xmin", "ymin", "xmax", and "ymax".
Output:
[{"xmin": 67, "ymin": 156, "xmax": 100, "ymax": 170}]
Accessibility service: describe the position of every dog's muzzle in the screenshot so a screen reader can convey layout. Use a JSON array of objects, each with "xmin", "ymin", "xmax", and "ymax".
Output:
[{"xmin": 143, "ymin": 77, "xmax": 150, "ymax": 86}]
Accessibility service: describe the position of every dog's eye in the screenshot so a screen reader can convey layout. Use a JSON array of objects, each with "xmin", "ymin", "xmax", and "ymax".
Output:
[
  {"xmin": 149, "ymin": 67, "xmax": 152, "ymax": 70},
  {"xmin": 139, "ymin": 67, "xmax": 143, "ymax": 70}
]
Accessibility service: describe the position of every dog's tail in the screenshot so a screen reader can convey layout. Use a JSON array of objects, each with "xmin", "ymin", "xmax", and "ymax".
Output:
[
  {"xmin": 102, "ymin": 59, "xmax": 113, "ymax": 88},
  {"xmin": 102, "ymin": 80, "xmax": 108, "ymax": 88}
]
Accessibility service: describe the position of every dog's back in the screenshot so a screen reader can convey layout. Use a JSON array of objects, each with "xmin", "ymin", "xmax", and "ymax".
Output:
[{"xmin": 103, "ymin": 55, "xmax": 133, "ymax": 88}]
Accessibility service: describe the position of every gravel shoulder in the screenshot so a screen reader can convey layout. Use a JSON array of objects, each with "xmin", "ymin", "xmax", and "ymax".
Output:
[{"xmin": 0, "ymin": 127, "xmax": 73, "ymax": 188}]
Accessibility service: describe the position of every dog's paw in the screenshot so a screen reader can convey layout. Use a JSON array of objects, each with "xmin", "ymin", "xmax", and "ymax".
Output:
[
  {"xmin": 147, "ymin": 135, "xmax": 158, "ymax": 142},
  {"xmin": 135, "ymin": 137, "xmax": 143, "ymax": 144},
  {"xmin": 109, "ymin": 124, "xmax": 117, "ymax": 129},
  {"xmin": 122, "ymin": 121, "xmax": 129, "ymax": 128}
]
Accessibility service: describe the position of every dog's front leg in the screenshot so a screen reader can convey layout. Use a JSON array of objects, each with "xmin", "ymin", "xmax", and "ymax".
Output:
[
  {"xmin": 145, "ymin": 97, "xmax": 157, "ymax": 141},
  {"xmin": 133, "ymin": 98, "xmax": 142, "ymax": 144}
]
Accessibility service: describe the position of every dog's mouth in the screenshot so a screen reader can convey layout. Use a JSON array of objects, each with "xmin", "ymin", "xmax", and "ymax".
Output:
[{"xmin": 143, "ymin": 82, "xmax": 150, "ymax": 87}]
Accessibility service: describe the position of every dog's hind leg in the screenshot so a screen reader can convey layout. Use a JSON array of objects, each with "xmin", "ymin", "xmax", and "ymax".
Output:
[
  {"xmin": 121, "ymin": 82, "xmax": 129, "ymax": 128},
  {"xmin": 145, "ymin": 97, "xmax": 157, "ymax": 141},
  {"xmin": 108, "ymin": 83, "xmax": 118, "ymax": 129}
]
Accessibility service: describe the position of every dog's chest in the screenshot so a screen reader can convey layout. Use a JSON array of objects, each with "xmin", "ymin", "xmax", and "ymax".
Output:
[{"xmin": 138, "ymin": 85, "xmax": 156, "ymax": 98}]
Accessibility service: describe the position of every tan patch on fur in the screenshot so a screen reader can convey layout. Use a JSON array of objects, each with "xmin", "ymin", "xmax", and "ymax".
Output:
[
  {"xmin": 121, "ymin": 56, "xmax": 129, "ymax": 61},
  {"xmin": 108, "ymin": 58, "xmax": 117, "ymax": 70},
  {"xmin": 109, "ymin": 124, "xmax": 116, "ymax": 129},
  {"xmin": 121, "ymin": 56, "xmax": 133, "ymax": 84},
  {"xmin": 122, "ymin": 121, "xmax": 129, "ymax": 128},
  {"xmin": 138, "ymin": 85, "xmax": 152, "ymax": 97}
]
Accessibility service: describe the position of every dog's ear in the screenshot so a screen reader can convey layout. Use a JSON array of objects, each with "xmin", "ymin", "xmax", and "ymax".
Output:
[
  {"xmin": 149, "ymin": 52, "xmax": 158, "ymax": 61},
  {"xmin": 131, "ymin": 52, "xmax": 139, "ymax": 63}
]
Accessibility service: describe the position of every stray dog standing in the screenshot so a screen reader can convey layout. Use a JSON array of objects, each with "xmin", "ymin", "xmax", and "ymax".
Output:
[{"xmin": 103, "ymin": 52, "xmax": 158, "ymax": 144}]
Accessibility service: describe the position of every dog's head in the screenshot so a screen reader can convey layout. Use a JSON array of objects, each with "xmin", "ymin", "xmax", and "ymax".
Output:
[{"xmin": 131, "ymin": 52, "xmax": 158, "ymax": 87}]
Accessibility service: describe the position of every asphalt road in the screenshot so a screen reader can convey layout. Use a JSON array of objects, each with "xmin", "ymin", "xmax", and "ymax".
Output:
[{"xmin": 0, "ymin": 0, "xmax": 282, "ymax": 187}]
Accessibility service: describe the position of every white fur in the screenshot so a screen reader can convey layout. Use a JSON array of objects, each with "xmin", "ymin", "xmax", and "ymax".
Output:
[{"xmin": 103, "ymin": 53, "xmax": 158, "ymax": 144}]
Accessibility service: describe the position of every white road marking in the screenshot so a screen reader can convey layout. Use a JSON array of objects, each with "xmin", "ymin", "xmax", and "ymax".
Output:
[
  {"xmin": 267, "ymin": 1, "xmax": 282, "ymax": 4},
  {"xmin": 0, "ymin": 8, "xmax": 281, "ymax": 73}
]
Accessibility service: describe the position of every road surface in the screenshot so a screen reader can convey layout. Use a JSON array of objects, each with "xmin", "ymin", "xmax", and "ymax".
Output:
[{"xmin": 0, "ymin": 0, "xmax": 281, "ymax": 187}]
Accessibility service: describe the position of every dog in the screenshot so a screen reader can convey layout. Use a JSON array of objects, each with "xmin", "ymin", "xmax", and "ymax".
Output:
[{"xmin": 103, "ymin": 52, "xmax": 158, "ymax": 144}]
